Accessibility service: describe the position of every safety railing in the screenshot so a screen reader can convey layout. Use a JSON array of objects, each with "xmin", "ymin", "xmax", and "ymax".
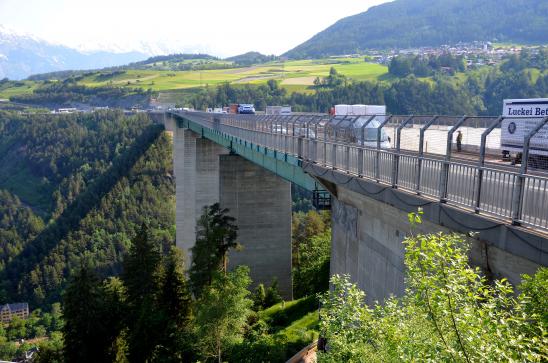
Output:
[{"xmin": 173, "ymin": 111, "xmax": 548, "ymax": 232}]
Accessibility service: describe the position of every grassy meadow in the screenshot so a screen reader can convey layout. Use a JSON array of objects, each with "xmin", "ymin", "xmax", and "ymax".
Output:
[
  {"xmin": 0, "ymin": 56, "xmax": 390, "ymax": 102},
  {"xmin": 78, "ymin": 57, "xmax": 388, "ymax": 92}
]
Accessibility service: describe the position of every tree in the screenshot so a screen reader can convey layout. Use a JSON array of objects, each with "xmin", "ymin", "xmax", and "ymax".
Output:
[
  {"xmin": 318, "ymin": 229, "xmax": 548, "ymax": 362},
  {"xmin": 62, "ymin": 265, "xmax": 118, "ymax": 362},
  {"xmin": 189, "ymin": 203, "xmax": 238, "ymax": 297},
  {"xmin": 121, "ymin": 224, "xmax": 163, "ymax": 363},
  {"xmin": 264, "ymin": 279, "xmax": 283, "ymax": 308},
  {"xmin": 156, "ymin": 246, "xmax": 194, "ymax": 361},
  {"xmin": 252, "ymin": 284, "xmax": 267, "ymax": 311},
  {"xmin": 194, "ymin": 266, "xmax": 253, "ymax": 363},
  {"xmin": 292, "ymin": 211, "xmax": 331, "ymax": 298}
]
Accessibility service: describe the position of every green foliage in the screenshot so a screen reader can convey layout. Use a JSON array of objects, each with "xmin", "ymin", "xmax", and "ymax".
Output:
[
  {"xmin": 194, "ymin": 266, "xmax": 253, "ymax": 362},
  {"xmin": 0, "ymin": 110, "xmax": 173, "ymax": 306},
  {"xmin": 519, "ymin": 267, "xmax": 548, "ymax": 330},
  {"xmin": 187, "ymin": 47, "xmax": 547, "ymax": 116},
  {"xmin": 264, "ymin": 279, "xmax": 283, "ymax": 309},
  {"xmin": 62, "ymin": 265, "xmax": 122, "ymax": 362},
  {"xmin": 35, "ymin": 332, "xmax": 64, "ymax": 363},
  {"xmin": 252, "ymin": 280, "xmax": 283, "ymax": 311},
  {"xmin": 189, "ymin": 203, "xmax": 239, "ymax": 298},
  {"xmin": 313, "ymin": 67, "xmax": 347, "ymax": 88},
  {"xmin": 226, "ymin": 51, "xmax": 278, "ymax": 67},
  {"xmin": 10, "ymin": 81, "xmax": 150, "ymax": 108},
  {"xmin": 122, "ymin": 225, "xmax": 164, "ymax": 362},
  {"xmin": 318, "ymin": 232, "xmax": 548, "ymax": 362},
  {"xmin": 252, "ymin": 284, "xmax": 267, "ymax": 311},
  {"xmin": 389, "ymin": 53, "xmax": 466, "ymax": 77},
  {"xmin": 0, "ymin": 304, "xmax": 63, "ymax": 362},
  {"xmin": 284, "ymin": 0, "xmax": 548, "ymax": 58},
  {"xmin": 292, "ymin": 210, "xmax": 331, "ymax": 298},
  {"xmin": 61, "ymin": 224, "xmax": 193, "ymax": 363},
  {"xmin": 260, "ymin": 295, "xmax": 318, "ymax": 333},
  {"xmin": 155, "ymin": 246, "xmax": 194, "ymax": 361},
  {"xmin": 229, "ymin": 296, "xmax": 319, "ymax": 362},
  {"xmin": 501, "ymin": 48, "xmax": 548, "ymax": 73}
]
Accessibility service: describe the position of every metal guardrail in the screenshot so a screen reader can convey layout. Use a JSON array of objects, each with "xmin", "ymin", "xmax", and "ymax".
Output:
[{"xmin": 172, "ymin": 111, "xmax": 548, "ymax": 232}]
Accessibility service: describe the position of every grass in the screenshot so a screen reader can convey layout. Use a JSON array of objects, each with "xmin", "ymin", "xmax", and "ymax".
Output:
[
  {"xmin": 0, "ymin": 56, "xmax": 396, "ymax": 100},
  {"xmin": 76, "ymin": 57, "xmax": 389, "ymax": 94},
  {"xmin": 277, "ymin": 311, "xmax": 319, "ymax": 343},
  {"xmin": 0, "ymin": 81, "xmax": 36, "ymax": 99},
  {"xmin": 260, "ymin": 295, "xmax": 318, "ymax": 333},
  {"xmin": 254, "ymin": 295, "xmax": 320, "ymax": 360}
]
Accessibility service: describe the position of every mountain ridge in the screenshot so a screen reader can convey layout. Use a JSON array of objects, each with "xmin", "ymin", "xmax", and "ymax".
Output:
[
  {"xmin": 0, "ymin": 25, "xmax": 148, "ymax": 80},
  {"xmin": 284, "ymin": 0, "xmax": 548, "ymax": 58}
]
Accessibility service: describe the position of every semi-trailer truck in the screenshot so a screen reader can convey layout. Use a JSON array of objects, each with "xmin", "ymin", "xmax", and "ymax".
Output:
[
  {"xmin": 501, "ymin": 98, "xmax": 548, "ymax": 168},
  {"xmin": 330, "ymin": 104, "xmax": 390, "ymax": 148}
]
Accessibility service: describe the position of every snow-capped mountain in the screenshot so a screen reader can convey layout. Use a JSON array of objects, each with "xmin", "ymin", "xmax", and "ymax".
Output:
[{"xmin": 0, "ymin": 25, "xmax": 148, "ymax": 80}]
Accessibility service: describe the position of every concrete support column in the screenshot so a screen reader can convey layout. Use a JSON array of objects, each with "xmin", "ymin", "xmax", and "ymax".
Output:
[
  {"xmin": 174, "ymin": 127, "xmax": 197, "ymax": 253},
  {"xmin": 173, "ymin": 126, "xmax": 228, "ymax": 260},
  {"xmin": 220, "ymin": 154, "xmax": 293, "ymax": 299}
]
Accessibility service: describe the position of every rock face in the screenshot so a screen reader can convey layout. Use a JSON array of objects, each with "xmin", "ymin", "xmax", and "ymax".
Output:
[{"xmin": 0, "ymin": 25, "xmax": 146, "ymax": 80}]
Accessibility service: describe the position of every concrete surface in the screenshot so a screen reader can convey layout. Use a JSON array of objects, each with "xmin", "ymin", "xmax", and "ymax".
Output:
[
  {"xmin": 302, "ymin": 162, "xmax": 547, "ymax": 304},
  {"xmin": 220, "ymin": 154, "xmax": 293, "ymax": 299},
  {"xmin": 173, "ymin": 126, "xmax": 228, "ymax": 262}
]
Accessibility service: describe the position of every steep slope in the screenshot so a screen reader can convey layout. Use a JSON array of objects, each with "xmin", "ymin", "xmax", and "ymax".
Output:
[
  {"xmin": 284, "ymin": 0, "xmax": 548, "ymax": 58},
  {"xmin": 0, "ymin": 110, "xmax": 174, "ymax": 306},
  {"xmin": 0, "ymin": 25, "xmax": 147, "ymax": 80}
]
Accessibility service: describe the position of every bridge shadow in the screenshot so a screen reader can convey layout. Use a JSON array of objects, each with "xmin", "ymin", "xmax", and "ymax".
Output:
[{"xmin": 2, "ymin": 123, "xmax": 165, "ymax": 306}]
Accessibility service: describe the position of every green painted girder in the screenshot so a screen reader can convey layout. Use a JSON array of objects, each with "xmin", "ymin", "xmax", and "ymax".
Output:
[{"xmin": 173, "ymin": 115, "xmax": 323, "ymax": 192}]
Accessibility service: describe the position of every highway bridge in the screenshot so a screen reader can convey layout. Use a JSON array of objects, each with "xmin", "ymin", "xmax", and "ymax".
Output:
[{"xmin": 161, "ymin": 111, "xmax": 548, "ymax": 301}]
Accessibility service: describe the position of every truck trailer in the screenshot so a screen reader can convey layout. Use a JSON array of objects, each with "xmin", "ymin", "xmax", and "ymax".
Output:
[
  {"xmin": 501, "ymin": 98, "xmax": 548, "ymax": 168},
  {"xmin": 329, "ymin": 104, "xmax": 390, "ymax": 148}
]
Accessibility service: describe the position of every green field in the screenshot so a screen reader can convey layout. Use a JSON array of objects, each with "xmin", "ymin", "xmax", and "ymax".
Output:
[
  {"xmin": 78, "ymin": 57, "xmax": 388, "ymax": 93},
  {"xmin": 0, "ymin": 81, "xmax": 37, "ymax": 99},
  {"xmin": 0, "ymin": 57, "xmax": 388, "ymax": 100}
]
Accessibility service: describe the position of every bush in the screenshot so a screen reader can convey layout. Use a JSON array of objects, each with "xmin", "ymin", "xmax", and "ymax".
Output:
[{"xmin": 318, "ymin": 231, "xmax": 548, "ymax": 362}]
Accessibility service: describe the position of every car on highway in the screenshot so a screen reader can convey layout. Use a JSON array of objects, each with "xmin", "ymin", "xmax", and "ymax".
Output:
[{"xmin": 238, "ymin": 104, "xmax": 256, "ymax": 114}]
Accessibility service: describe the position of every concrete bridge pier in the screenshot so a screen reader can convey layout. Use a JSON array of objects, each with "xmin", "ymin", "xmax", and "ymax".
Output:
[
  {"xmin": 330, "ymin": 184, "xmax": 542, "ymax": 306},
  {"xmin": 220, "ymin": 154, "xmax": 293, "ymax": 299},
  {"xmin": 173, "ymin": 126, "xmax": 228, "ymax": 260}
]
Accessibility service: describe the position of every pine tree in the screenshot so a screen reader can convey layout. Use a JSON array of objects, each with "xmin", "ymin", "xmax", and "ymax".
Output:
[
  {"xmin": 121, "ymin": 224, "xmax": 163, "ymax": 363},
  {"xmin": 62, "ymin": 265, "xmax": 117, "ymax": 362},
  {"xmin": 156, "ymin": 246, "xmax": 194, "ymax": 362},
  {"xmin": 189, "ymin": 203, "xmax": 238, "ymax": 297}
]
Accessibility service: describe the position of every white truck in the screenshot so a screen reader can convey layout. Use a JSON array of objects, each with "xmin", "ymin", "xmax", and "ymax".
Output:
[
  {"xmin": 331, "ymin": 104, "xmax": 390, "ymax": 148},
  {"xmin": 266, "ymin": 106, "xmax": 292, "ymax": 115},
  {"xmin": 333, "ymin": 104, "xmax": 386, "ymax": 117},
  {"xmin": 501, "ymin": 98, "xmax": 548, "ymax": 168}
]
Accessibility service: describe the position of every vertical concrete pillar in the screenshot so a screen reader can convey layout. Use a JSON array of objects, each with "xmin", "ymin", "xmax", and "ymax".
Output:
[
  {"xmin": 220, "ymin": 154, "xmax": 293, "ymax": 299},
  {"xmin": 174, "ymin": 127, "xmax": 197, "ymax": 252},
  {"xmin": 173, "ymin": 126, "xmax": 227, "ymax": 260}
]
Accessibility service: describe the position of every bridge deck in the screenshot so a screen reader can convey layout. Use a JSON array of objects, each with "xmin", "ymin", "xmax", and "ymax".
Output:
[{"xmin": 168, "ymin": 111, "xmax": 548, "ymax": 234}]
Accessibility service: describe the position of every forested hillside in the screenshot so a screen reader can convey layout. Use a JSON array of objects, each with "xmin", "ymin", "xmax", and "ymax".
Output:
[
  {"xmin": 0, "ymin": 110, "xmax": 174, "ymax": 306},
  {"xmin": 284, "ymin": 0, "xmax": 548, "ymax": 58},
  {"xmin": 9, "ymin": 80, "xmax": 151, "ymax": 109}
]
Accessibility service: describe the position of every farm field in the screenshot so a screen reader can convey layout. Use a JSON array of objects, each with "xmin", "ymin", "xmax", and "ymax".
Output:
[
  {"xmin": 78, "ymin": 57, "xmax": 389, "ymax": 93},
  {"xmin": 0, "ymin": 80, "xmax": 36, "ymax": 99},
  {"xmin": 0, "ymin": 57, "xmax": 389, "ymax": 101}
]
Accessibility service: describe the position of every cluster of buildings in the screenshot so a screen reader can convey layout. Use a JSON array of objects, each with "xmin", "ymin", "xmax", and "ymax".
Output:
[
  {"xmin": 0, "ymin": 302, "xmax": 29, "ymax": 323},
  {"xmin": 365, "ymin": 42, "xmax": 538, "ymax": 68}
]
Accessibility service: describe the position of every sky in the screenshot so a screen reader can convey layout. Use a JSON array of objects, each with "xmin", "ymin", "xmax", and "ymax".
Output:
[{"xmin": 0, "ymin": 0, "xmax": 389, "ymax": 57}]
